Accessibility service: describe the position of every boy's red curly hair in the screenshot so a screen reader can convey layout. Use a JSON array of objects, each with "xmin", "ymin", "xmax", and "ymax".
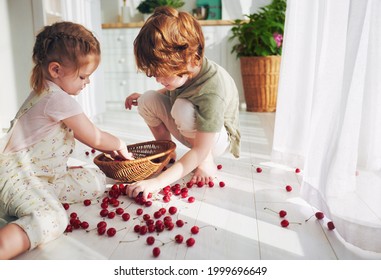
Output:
[{"xmin": 134, "ymin": 6, "xmax": 205, "ymax": 78}]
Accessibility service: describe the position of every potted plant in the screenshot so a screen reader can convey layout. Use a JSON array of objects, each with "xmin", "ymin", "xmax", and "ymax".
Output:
[
  {"xmin": 229, "ymin": 0, "xmax": 287, "ymax": 112},
  {"xmin": 137, "ymin": 0, "xmax": 185, "ymax": 16}
]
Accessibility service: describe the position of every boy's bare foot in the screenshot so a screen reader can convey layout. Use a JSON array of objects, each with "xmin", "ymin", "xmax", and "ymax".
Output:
[{"xmin": 191, "ymin": 153, "xmax": 217, "ymax": 185}]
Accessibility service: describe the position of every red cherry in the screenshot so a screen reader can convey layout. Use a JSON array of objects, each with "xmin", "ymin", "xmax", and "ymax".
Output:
[
  {"xmin": 83, "ymin": 199, "xmax": 91, "ymax": 206},
  {"xmin": 219, "ymin": 181, "xmax": 225, "ymax": 188},
  {"xmin": 107, "ymin": 211, "xmax": 116, "ymax": 219},
  {"xmin": 146, "ymin": 236, "xmax": 155, "ymax": 245},
  {"xmin": 107, "ymin": 227, "xmax": 117, "ymax": 237},
  {"xmin": 197, "ymin": 181, "xmax": 204, "ymax": 188},
  {"xmin": 136, "ymin": 208, "xmax": 143, "ymax": 215},
  {"xmin": 70, "ymin": 212, "xmax": 78, "ymax": 219},
  {"xmin": 85, "ymin": 151, "xmax": 90, "ymax": 156},
  {"xmin": 100, "ymin": 209, "xmax": 109, "ymax": 217},
  {"xmin": 186, "ymin": 237, "xmax": 195, "ymax": 247},
  {"xmin": 101, "ymin": 202, "xmax": 109, "ymax": 209},
  {"xmin": 285, "ymin": 185, "xmax": 293, "ymax": 192},
  {"xmin": 65, "ymin": 225, "xmax": 73, "ymax": 232},
  {"xmin": 256, "ymin": 167, "xmax": 262, "ymax": 173},
  {"xmin": 97, "ymin": 221, "xmax": 107, "ymax": 228},
  {"xmin": 327, "ymin": 221, "xmax": 335, "ymax": 230},
  {"xmin": 295, "ymin": 168, "xmax": 301, "ymax": 173},
  {"xmin": 91, "ymin": 148, "xmax": 96, "ymax": 154},
  {"xmin": 176, "ymin": 220, "xmax": 184, "ymax": 227},
  {"xmin": 168, "ymin": 206, "xmax": 177, "ymax": 215},
  {"xmin": 122, "ymin": 213, "xmax": 130, "ymax": 221},
  {"xmin": 80, "ymin": 221, "xmax": 89, "ymax": 229},
  {"xmin": 62, "ymin": 203, "xmax": 70, "ymax": 210},
  {"xmin": 181, "ymin": 192, "xmax": 188, "ymax": 198},
  {"xmin": 188, "ymin": 196, "xmax": 195, "ymax": 203},
  {"xmin": 139, "ymin": 225, "xmax": 148, "ymax": 235},
  {"xmin": 175, "ymin": 234, "xmax": 184, "ymax": 243},
  {"xmin": 134, "ymin": 225, "xmax": 141, "ymax": 233},
  {"xmin": 279, "ymin": 210, "xmax": 287, "ymax": 218},
  {"xmin": 208, "ymin": 181, "xmax": 214, "ymax": 188},
  {"xmin": 281, "ymin": 219, "xmax": 289, "ymax": 227},
  {"xmin": 191, "ymin": 226, "xmax": 199, "ymax": 234},
  {"xmin": 116, "ymin": 207, "xmax": 124, "ymax": 215},
  {"xmin": 217, "ymin": 164, "xmax": 222, "ymax": 170},
  {"xmin": 315, "ymin": 212, "xmax": 325, "ymax": 220},
  {"xmin": 152, "ymin": 247, "xmax": 160, "ymax": 257},
  {"xmin": 97, "ymin": 227, "xmax": 106, "ymax": 235},
  {"xmin": 163, "ymin": 195, "xmax": 171, "ymax": 203}
]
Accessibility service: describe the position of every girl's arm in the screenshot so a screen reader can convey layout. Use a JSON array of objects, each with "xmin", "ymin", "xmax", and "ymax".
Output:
[
  {"xmin": 62, "ymin": 113, "xmax": 132, "ymax": 159},
  {"xmin": 126, "ymin": 131, "xmax": 216, "ymax": 198}
]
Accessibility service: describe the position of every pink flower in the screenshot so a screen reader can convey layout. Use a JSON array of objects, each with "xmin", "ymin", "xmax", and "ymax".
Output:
[{"xmin": 273, "ymin": 32, "xmax": 283, "ymax": 48}]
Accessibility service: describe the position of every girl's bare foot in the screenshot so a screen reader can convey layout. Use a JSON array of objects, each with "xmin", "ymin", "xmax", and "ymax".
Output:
[{"xmin": 191, "ymin": 153, "xmax": 217, "ymax": 185}]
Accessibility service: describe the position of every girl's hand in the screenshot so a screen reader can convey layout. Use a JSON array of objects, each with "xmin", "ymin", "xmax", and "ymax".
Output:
[
  {"xmin": 125, "ymin": 92, "xmax": 141, "ymax": 110},
  {"xmin": 126, "ymin": 178, "xmax": 161, "ymax": 200}
]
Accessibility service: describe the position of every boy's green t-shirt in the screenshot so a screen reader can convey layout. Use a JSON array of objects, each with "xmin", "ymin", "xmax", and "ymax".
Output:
[{"xmin": 166, "ymin": 58, "xmax": 240, "ymax": 158}]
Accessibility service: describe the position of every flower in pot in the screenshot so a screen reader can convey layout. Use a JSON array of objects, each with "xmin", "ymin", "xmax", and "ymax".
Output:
[
  {"xmin": 137, "ymin": 0, "xmax": 185, "ymax": 15},
  {"xmin": 229, "ymin": 0, "xmax": 287, "ymax": 112}
]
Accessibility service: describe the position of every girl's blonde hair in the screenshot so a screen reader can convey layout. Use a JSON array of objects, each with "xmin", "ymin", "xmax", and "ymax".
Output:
[
  {"xmin": 30, "ymin": 21, "xmax": 101, "ymax": 94},
  {"xmin": 134, "ymin": 6, "xmax": 205, "ymax": 78}
]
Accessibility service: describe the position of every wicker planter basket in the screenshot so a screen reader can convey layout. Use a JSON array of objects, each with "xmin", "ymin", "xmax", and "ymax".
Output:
[
  {"xmin": 94, "ymin": 140, "xmax": 176, "ymax": 183},
  {"xmin": 240, "ymin": 56, "xmax": 281, "ymax": 112}
]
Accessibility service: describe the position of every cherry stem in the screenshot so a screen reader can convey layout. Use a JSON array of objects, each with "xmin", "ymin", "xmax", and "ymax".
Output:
[
  {"xmin": 119, "ymin": 236, "xmax": 140, "ymax": 243},
  {"xmin": 290, "ymin": 222, "xmax": 302, "ymax": 225},
  {"xmin": 199, "ymin": 225, "xmax": 218, "ymax": 231},
  {"xmin": 264, "ymin": 207, "xmax": 278, "ymax": 214},
  {"xmin": 305, "ymin": 215, "xmax": 314, "ymax": 222},
  {"xmin": 117, "ymin": 226, "xmax": 128, "ymax": 232}
]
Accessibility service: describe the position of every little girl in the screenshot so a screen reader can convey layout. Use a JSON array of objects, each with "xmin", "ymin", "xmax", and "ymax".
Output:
[{"xmin": 0, "ymin": 21, "xmax": 132, "ymax": 259}]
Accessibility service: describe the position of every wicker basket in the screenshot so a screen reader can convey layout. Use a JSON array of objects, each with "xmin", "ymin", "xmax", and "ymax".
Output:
[
  {"xmin": 93, "ymin": 140, "xmax": 176, "ymax": 183},
  {"xmin": 240, "ymin": 56, "xmax": 281, "ymax": 112}
]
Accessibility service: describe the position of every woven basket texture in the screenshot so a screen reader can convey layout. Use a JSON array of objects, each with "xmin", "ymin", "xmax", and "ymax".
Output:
[
  {"xmin": 93, "ymin": 140, "xmax": 176, "ymax": 183},
  {"xmin": 240, "ymin": 55, "xmax": 281, "ymax": 112}
]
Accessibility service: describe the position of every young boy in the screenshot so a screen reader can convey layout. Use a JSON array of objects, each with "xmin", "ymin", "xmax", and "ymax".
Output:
[{"xmin": 125, "ymin": 6, "xmax": 240, "ymax": 199}]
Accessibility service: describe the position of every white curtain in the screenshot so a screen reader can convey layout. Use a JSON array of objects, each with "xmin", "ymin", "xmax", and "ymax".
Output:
[
  {"xmin": 272, "ymin": 0, "xmax": 381, "ymax": 253},
  {"xmin": 62, "ymin": 0, "xmax": 106, "ymax": 120}
]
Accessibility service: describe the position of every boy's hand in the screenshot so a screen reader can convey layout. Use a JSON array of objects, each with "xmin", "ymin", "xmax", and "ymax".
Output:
[{"xmin": 125, "ymin": 92, "xmax": 141, "ymax": 110}]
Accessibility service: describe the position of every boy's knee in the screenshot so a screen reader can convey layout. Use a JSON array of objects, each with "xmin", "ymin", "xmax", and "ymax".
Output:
[{"xmin": 137, "ymin": 90, "xmax": 159, "ymax": 114}]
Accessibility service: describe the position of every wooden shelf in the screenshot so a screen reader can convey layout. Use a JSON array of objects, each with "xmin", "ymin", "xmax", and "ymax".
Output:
[{"xmin": 102, "ymin": 19, "xmax": 236, "ymax": 29}]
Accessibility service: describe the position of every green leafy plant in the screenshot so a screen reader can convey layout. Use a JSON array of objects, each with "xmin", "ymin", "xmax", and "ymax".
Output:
[
  {"xmin": 230, "ymin": 0, "xmax": 287, "ymax": 57},
  {"xmin": 137, "ymin": 0, "xmax": 185, "ymax": 14}
]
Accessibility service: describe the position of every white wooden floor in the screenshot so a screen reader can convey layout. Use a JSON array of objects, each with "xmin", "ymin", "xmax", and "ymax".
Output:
[{"xmin": 12, "ymin": 107, "xmax": 381, "ymax": 260}]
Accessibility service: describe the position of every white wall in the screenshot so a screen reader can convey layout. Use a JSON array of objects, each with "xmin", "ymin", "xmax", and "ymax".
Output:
[{"xmin": 0, "ymin": 0, "xmax": 35, "ymax": 130}]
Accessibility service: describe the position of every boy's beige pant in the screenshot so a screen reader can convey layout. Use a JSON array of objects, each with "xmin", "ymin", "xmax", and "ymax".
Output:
[
  {"xmin": 0, "ymin": 124, "xmax": 105, "ymax": 250},
  {"xmin": 137, "ymin": 90, "xmax": 230, "ymax": 157}
]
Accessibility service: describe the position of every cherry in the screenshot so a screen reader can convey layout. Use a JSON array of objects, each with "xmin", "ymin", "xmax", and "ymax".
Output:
[
  {"xmin": 168, "ymin": 206, "xmax": 177, "ymax": 215},
  {"xmin": 83, "ymin": 199, "xmax": 91, "ymax": 206},
  {"xmin": 305, "ymin": 211, "xmax": 325, "ymax": 222},
  {"xmin": 143, "ymin": 214, "xmax": 151, "ymax": 221},
  {"xmin": 186, "ymin": 237, "xmax": 195, "ymax": 247},
  {"xmin": 295, "ymin": 168, "xmax": 301, "ymax": 173},
  {"xmin": 264, "ymin": 207, "xmax": 287, "ymax": 218},
  {"xmin": 136, "ymin": 208, "xmax": 143, "ymax": 215},
  {"xmin": 91, "ymin": 148, "xmax": 96, "ymax": 154},
  {"xmin": 197, "ymin": 181, "xmax": 204, "ymax": 188},
  {"xmin": 152, "ymin": 247, "xmax": 160, "ymax": 257},
  {"xmin": 175, "ymin": 234, "xmax": 184, "ymax": 244},
  {"xmin": 191, "ymin": 226, "xmax": 199, "ymax": 234},
  {"xmin": 217, "ymin": 164, "xmax": 222, "ymax": 170},
  {"xmin": 146, "ymin": 236, "xmax": 155, "ymax": 245},
  {"xmin": 100, "ymin": 209, "xmax": 109, "ymax": 217},
  {"xmin": 122, "ymin": 213, "xmax": 130, "ymax": 221},
  {"xmin": 62, "ymin": 203, "xmax": 70, "ymax": 210},
  {"xmin": 139, "ymin": 225, "xmax": 148, "ymax": 235},
  {"xmin": 154, "ymin": 211, "xmax": 162, "ymax": 219},
  {"xmin": 327, "ymin": 221, "xmax": 335, "ymax": 230},
  {"xmin": 159, "ymin": 208, "xmax": 166, "ymax": 215},
  {"xmin": 208, "ymin": 181, "xmax": 214, "ymax": 188},
  {"xmin": 285, "ymin": 185, "xmax": 292, "ymax": 192},
  {"xmin": 176, "ymin": 220, "xmax": 185, "ymax": 227},
  {"xmin": 134, "ymin": 225, "xmax": 141, "ymax": 233},
  {"xmin": 219, "ymin": 181, "xmax": 225, "ymax": 188},
  {"xmin": 97, "ymin": 221, "xmax": 107, "ymax": 228},
  {"xmin": 70, "ymin": 212, "xmax": 78, "ymax": 219},
  {"xmin": 181, "ymin": 192, "xmax": 188, "ymax": 198},
  {"xmin": 280, "ymin": 219, "xmax": 302, "ymax": 227},
  {"xmin": 97, "ymin": 227, "xmax": 106, "ymax": 235},
  {"xmin": 188, "ymin": 196, "xmax": 195, "ymax": 203},
  {"xmin": 163, "ymin": 195, "xmax": 171, "ymax": 203},
  {"xmin": 107, "ymin": 227, "xmax": 117, "ymax": 237},
  {"xmin": 107, "ymin": 211, "xmax": 116, "ymax": 219},
  {"xmin": 85, "ymin": 151, "xmax": 90, "ymax": 156},
  {"xmin": 101, "ymin": 202, "xmax": 109, "ymax": 209},
  {"xmin": 65, "ymin": 225, "xmax": 73, "ymax": 233},
  {"xmin": 116, "ymin": 207, "xmax": 124, "ymax": 215},
  {"xmin": 256, "ymin": 167, "xmax": 262, "ymax": 173},
  {"xmin": 80, "ymin": 221, "xmax": 89, "ymax": 229}
]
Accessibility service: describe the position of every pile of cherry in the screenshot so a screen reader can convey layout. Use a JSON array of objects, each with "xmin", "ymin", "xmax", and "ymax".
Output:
[{"xmin": 62, "ymin": 173, "xmax": 223, "ymax": 258}]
